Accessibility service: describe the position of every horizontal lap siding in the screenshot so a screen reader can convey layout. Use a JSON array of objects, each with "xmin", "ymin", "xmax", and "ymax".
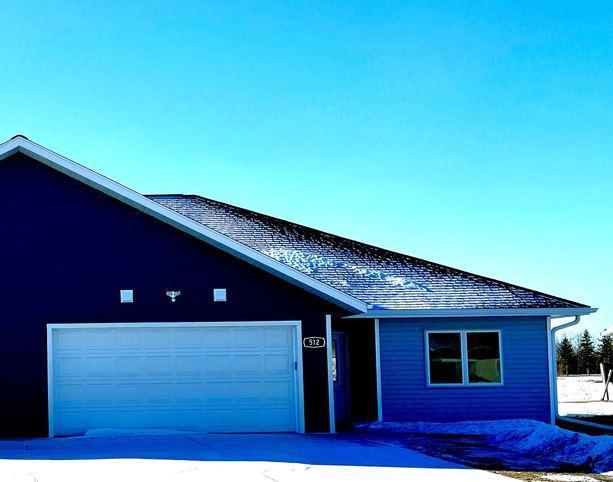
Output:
[{"xmin": 380, "ymin": 317, "xmax": 550, "ymax": 423}]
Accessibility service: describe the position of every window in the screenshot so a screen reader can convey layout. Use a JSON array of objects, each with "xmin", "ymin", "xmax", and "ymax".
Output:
[
  {"xmin": 427, "ymin": 332, "xmax": 463, "ymax": 384},
  {"xmin": 467, "ymin": 332, "xmax": 502, "ymax": 383},
  {"xmin": 426, "ymin": 330, "xmax": 502, "ymax": 386}
]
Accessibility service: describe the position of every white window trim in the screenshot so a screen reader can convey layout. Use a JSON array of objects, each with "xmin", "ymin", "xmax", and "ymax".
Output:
[
  {"xmin": 374, "ymin": 318, "xmax": 383, "ymax": 421},
  {"xmin": 424, "ymin": 329, "xmax": 504, "ymax": 388},
  {"xmin": 47, "ymin": 320, "xmax": 305, "ymax": 437}
]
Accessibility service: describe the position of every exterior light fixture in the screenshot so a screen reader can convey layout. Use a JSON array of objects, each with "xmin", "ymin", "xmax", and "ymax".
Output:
[{"xmin": 166, "ymin": 290, "xmax": 181, "ymax": 303}]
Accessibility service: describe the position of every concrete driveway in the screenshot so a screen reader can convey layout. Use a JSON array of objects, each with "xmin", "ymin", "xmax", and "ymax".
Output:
[{"xmin": 0, "ymin": 431, "xmax": 511, "ymax": 481}]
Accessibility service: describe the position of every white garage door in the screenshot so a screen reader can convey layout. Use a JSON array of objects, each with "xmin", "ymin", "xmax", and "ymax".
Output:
[{"xmin": 48, "ymin": 322, "xmax": 302, "ymax": 436}]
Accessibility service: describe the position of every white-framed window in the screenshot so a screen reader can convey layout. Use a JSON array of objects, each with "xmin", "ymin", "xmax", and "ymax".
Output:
[{"xmin": 425, "ymin": 330, "xmax": 503, "ymax": 387}]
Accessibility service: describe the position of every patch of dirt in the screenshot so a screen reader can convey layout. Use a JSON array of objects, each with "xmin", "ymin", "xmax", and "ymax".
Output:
[{"xmin": 496, "ymin": 471, "xmax": 613, "ymax": 482}]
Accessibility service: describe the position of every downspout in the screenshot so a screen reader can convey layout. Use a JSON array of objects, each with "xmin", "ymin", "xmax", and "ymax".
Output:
[{"xmin": 549, "ymin": 315, "xmax": 580, "ymax": 424}]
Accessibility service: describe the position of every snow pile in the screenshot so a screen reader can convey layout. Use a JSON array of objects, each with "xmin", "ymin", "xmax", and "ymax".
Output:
[
  {"xmin": 358, "ymin": 420, "xmax": 613, "ymax": 473},
  {"xmin": 264, "ymin": 248, "xmax": 428, "ymax": 290}
]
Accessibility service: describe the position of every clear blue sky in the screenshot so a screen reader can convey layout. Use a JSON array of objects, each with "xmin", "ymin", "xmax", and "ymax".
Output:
[{"xmin": 1, "ymin": 2, "xmax": 611, "ymax": 335}]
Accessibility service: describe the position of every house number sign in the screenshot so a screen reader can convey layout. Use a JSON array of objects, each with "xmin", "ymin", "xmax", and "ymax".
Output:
[{"xmin": 303, "ymin": 337, "xmax": 326, "ymax": 349}]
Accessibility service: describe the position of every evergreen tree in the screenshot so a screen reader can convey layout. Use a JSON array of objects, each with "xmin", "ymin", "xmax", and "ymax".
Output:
[
  {"xmin": 598, "ymin": 334, "xmax": 613, "ymax": 371},
  {"xmin": 577, "ymin": 330, "xmax": 597, "ymax": 374},
  {"xmin": 557, "ymin": 336, "xmax": 577, "ymax": 375}
]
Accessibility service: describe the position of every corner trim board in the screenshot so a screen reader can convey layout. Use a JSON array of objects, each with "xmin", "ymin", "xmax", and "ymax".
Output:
[
  {"xmin": 325, "ymin": 314, "xmax": 336, "ymax": 433},
  {"xmin": 374, "ymin": 318, "xmax": 383, "ymax": 421},
  {"xmin": 546, "ymin": 316, "xmax": 555, "ymax": 425}
]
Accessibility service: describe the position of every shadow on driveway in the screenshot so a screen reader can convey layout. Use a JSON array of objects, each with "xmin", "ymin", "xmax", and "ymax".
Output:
[{"xmin": 0, "ymin": 432, "xmax": 467, "ymax": 469}]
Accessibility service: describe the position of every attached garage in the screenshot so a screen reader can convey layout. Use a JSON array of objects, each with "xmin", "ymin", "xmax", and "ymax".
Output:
[
  {"xmin": 47, "ymin": 322, "xmax": 304, "ymax": 436},
  {"xmin": 0, "ymin": 136, "xmax": 595, "ymax": 437}
]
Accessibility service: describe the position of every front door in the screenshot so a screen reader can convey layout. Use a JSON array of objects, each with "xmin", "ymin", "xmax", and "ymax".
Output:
[{"xmin": 332, "ymin": 331, "xmax": 350, "ymax": 430}]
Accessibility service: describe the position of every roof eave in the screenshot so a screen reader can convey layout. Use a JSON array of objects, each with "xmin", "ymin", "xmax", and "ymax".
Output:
[
  {"xmin": 344, "ymin": 307, "xmax": 598, "ymax": 319},
  {"xmin": 0, "ymin": 137, "xmax": 367, "ymax": 314}
]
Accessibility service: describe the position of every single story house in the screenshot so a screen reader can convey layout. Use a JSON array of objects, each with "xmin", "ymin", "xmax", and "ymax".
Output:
[{"xmin": 0, "ymin": 135, "xmax": 596, "ymax": 437}]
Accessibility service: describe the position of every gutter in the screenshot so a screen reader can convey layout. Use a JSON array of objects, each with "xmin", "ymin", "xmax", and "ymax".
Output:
[
  {"xmin": 550, "ymin": 313, "xmax": 611, "ymax": 432},
  {"xmin": 548, "ymin": 315, "xmax": 581, "ymax": 424},
  {"xmin": 344, "ymin": 307, "xmax": 597, "ymax": 319}
]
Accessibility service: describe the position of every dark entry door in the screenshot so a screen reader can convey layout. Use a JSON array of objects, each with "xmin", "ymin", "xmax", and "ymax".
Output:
[{"xmin": 332, "ymin": 331, "xmax": 350, "ymax": 430}]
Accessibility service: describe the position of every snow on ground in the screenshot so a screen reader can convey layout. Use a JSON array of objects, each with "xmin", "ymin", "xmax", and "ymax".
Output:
[
  {"xmin": 0, "ymin": 432, "xmax": 512, "ymax": 482},
  {"xmin": 558, "ymin": 375, "xmax": 613, "ymax": 418},
  {"xmin": 358, "ymin": 420, "xmax": 613, "ymax": 473},
  {"xmin": 558, "ymin": 376, "xmax": 607, "ymax": 403},
  {"xmin": 542, "ymin": 476, "xmax": 603, "ymax": 482}
]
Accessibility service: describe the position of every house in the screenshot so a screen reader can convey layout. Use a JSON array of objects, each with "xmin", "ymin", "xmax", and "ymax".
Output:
[{"xmin": 0, "ymin": 135, "xmax": 596, "ymax": 438}]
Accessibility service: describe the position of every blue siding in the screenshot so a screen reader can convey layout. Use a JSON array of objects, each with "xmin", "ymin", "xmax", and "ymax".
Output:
[{"xmin": 380, "ymin": 317, "xmax": 551, "ymax": 423}]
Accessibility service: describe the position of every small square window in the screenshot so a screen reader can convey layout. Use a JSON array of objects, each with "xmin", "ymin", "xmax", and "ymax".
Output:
[
  {"xmin": 213, "ymin": 288, "xmax": 227, "ymax": 302},
  {"xmin": 120, "ymin": 290, "xmax": 134, "ymax": 303}
]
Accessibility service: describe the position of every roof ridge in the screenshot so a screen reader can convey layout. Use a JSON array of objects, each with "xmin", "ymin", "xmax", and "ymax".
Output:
[{"xmin": 146, "ymin": 193, "xmax": 588, "ymax": 308}]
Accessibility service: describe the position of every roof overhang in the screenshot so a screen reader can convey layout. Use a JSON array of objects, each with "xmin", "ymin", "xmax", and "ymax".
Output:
[
  {"xmin": 344, "ymin": 307, "xmax": 598, "ymax": 319},
  {"xmin": 0, "ymin": 136, "xmax": 368, "ymax": 313}
]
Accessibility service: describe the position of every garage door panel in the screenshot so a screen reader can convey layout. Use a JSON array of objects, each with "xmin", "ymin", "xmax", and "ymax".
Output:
[
  {"xmin": 175, "ymin": 355, "xmax": 204, "ymax": 375},
  {"xmin": 265, "ymin": 328, "xmax": 293, "ymax": 346},
  {"xmin": 145, "ymin": 355, "xmax": 175, "ymax": 376},
  {"xmin": 204, "ymin": 330, "xmax": 233, "ymax": 348},
  {"xmin": 54, "ymin": 330, "xmax": 84, "ymax": 350},
  {"xmin": 264, "ymin": 353, "xmax": 293, "ymax": 372},
  {"xmin": 112, "ymin": 330, "xmax": 142, "ymax": 349},
  {"xmin": 55, "ymin": 357, "xmax": 83, "ymax": 377},
  {"xmin": 114, "ymin": 356, "xmax": 145, "ymax": 375},
  {"xmin": 50, "ymin": 323, "xmax": 299, "ymax": 435},
  {"xmin": 266, "ymin": 380, "xmax": 294, "ymax": 400},
  {"xmin": 87, "ymin": 329, "xmax": 116, "ymax": 348},
  {"xmin": 234, "ymin": 328, "xmax": 261, "ymax": 347},
  {"xmin": 56, "ymin": 384, "xmax": 84, "ymax": 406},
  {"xmin": 83, "ymin": 384, "xmax": 114, "ymax": 405},
  {"xmin": 234, "ymin": 354, "xmax": 264, "ymax": 373}
]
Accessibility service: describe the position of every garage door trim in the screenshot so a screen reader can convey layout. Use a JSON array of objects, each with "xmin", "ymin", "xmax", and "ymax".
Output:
[{"xmin": 46, "ymin": 320, "xmax": 305, "ymax": 436}]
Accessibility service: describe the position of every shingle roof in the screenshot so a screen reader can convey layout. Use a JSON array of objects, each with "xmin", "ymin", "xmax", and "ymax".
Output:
[{"xmin": 147, "ymin": 194, "xmax": 587, "ymax": 311}]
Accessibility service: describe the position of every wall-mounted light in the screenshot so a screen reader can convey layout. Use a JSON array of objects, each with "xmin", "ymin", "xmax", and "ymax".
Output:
[
  {"xmin": 213, "ymin": 288, "xmax": 227, "ymax": 302},
  {"xmin": 166, "ymin": 290, "xmax": 181, "ymax": 303},
  {"xmin": 120, "ymin": 290, "xmax": 134, "ymax": 303}
]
